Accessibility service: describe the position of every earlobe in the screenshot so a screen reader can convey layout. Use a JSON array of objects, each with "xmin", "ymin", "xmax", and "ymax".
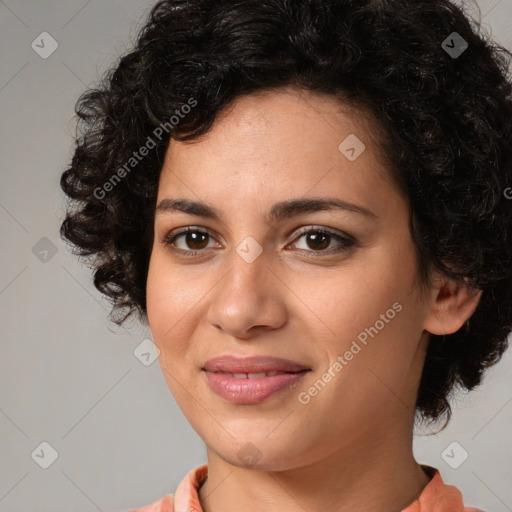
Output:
[{"xmin": 423, "ymin": 276, "xmax": 483, "ymax": 336}]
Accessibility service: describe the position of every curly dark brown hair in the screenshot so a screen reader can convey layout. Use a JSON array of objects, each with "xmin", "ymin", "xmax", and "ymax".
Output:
[{"xmin": 59, "ymin": 0, "xmax": 512, "ymax": 425}]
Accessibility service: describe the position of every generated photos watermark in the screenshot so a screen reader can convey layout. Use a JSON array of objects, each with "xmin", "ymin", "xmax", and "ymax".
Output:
[
  {"xmin": 93, "ymin": 97, "xmax": 197, "ymax": 200},
  {"xmin": 298, "ymin": 301, "xmax": 403, "ymax": 405}
]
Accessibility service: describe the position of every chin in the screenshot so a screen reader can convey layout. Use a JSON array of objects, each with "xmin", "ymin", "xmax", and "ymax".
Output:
[{"xmin": 207, "ymin": 434, "xmax": 313, "ymax": 472}]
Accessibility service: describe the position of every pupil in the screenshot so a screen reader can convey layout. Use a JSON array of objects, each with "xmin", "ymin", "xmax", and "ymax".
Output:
[
  {"xmin": 187, "ymin": 232, "xmax": 208, "ymax": 250},
  {"xmin": 307, "ymin": 232, "xmax": 329, "ymax": 250}
]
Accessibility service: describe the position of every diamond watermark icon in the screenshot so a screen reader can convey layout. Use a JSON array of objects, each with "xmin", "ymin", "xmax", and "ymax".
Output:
[
  {"xmin": 31, "ymin": 32, "xmax": 59, "ymax": 59},
  {"xmin": 237, "ymin": 442, "xmax": 262, "ymax": 467},
  {"xmin": 441, "ymin": 32, "xmax": 468, "ymax": 59},
  {"xmin": 134, "ymin": 338, "xmax": 160, "ymax": 366},
  {"xmin": 441, "ymin": 441, "xmax": 469, "ymax": 469},
  {"xmin": 31, "ymin": 441, "xmax": 59, "ymax": 469},
  {"xmin": 236, "ymin": 236, "xmax": 263, "ymax": 264},
  {"xmin": 32, "ymin": 237, "xmax": 58, "ymax": 263},
  {"xmin": 338, "ymin": 134, "xmax": 366, "ymax": 161}
]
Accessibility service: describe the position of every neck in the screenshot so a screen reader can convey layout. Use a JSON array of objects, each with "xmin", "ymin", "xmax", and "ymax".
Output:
[{"xmin": 198, "ymin": 418, "xmax": 431, "ymax": 512}]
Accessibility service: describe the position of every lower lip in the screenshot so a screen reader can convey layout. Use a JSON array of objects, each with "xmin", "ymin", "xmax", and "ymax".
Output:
[{"xmin": 203, "ymin": 370, "xmax": 309, "ymax": 404}]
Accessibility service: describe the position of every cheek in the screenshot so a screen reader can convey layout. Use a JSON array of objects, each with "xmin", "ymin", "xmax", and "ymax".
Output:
[
  {"xmin": 146, "ymin": 253, "xmax": 192, "ymax": 331},
  {"xmin": 293, "ymin": 266, "xmax": 401, "ymax": 345},
  {"xmin": 146, "ymin": 256, "xmax": 186, "ymax": 362},
  {"xmin": 146, "ymin": 262, "xmax": 197, "ymax": 405},
  {"xmin": 146, "ymin": 258, "xmax": 167, "ymax": 336},
  {"xmin": 306, "ymin": 248, "xmax": 421, "ymax": 368},
  {"xmin": 146, "ymin": 254, "xmax": 209, "ymax": 373}
]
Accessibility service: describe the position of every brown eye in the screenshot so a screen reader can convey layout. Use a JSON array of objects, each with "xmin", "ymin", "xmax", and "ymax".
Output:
[
  {"xmin": 288, "ymin": 227, "xmax": 355, "ymax": 256},
  {"xmin": 304, "ymin": 231, "xmax": 331, "ymax": 250},
  {"xmin": 162, "ymin": 226, "xmax": 355, "ymax": 259},
  {"xmin": 163, "ymin": 228, "xmax": 217, "ymax": 254},
  {"xmin": 182, "ymin": 231, "xmax": 209, "ymax": 250}
]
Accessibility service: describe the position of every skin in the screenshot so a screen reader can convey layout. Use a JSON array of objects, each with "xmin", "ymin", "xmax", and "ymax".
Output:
[{"xmin": 146, "ymin": 86, "xmax": 482, "ymax": 512}]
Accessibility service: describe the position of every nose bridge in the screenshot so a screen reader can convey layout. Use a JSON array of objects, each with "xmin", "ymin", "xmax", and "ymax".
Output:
[
  {"xmin": 221, "ymin": 237, "xmax": 269, "ymax": 308},
  {"xmin": 206, "ymin": 237, "xmax": 286, "ymax": 336}
]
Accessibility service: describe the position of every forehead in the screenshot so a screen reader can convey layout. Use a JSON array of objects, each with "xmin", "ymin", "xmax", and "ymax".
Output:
[{"xmin": 156, "ymin": 87, "xmax": 402, "ymax": 219}]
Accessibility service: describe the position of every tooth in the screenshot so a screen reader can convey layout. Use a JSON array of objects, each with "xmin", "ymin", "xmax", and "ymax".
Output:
[
  {"xmin": 266, "ymin": 371, "xmax": 278, "ymax": 376},
  {"xmin": 247, "ymin": 372, "xmax": 267, "ymax": 378},
  {"xmin": 233, "ymin": 373, "xmax": 248, "ymax": 378}
]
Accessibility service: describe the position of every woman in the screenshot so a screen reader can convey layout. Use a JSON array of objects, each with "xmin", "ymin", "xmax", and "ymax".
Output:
[{"xmin": 59, "ymin": 0, "xmax": 512, "ymax": 510}]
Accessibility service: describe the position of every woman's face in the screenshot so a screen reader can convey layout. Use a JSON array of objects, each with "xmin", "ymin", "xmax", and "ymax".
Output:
[{"xmin": 146, "ymin": 86, "xmax": 435, "ymax": 470}]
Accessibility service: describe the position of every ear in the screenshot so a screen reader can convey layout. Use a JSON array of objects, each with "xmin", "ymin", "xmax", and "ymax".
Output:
[{"xmin": 423, "ymin": 274, "xmax": 483, "ymax": 336}]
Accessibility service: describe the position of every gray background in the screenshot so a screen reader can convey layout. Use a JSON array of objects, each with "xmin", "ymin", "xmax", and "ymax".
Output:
[{"xmin": 1, "ymin": 1, "xmax": 511, "ymax": 511}]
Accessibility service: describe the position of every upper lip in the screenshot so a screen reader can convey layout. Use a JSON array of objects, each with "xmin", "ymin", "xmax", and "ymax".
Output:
[{"xmin": 202, "ymin": 355, "xmax": 310, "ymax": 373}]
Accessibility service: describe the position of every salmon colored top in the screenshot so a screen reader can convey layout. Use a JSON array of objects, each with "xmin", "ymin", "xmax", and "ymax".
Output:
[{"xmin": 129, "ymin": 464, "xmax": 485, "ymax": 512}]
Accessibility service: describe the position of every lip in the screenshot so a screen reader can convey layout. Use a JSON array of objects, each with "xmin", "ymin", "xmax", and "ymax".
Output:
[
  {"xmin": 202, "ymin": 355, "xmax": 310, "ymax": 373},
  {"xmin": 202, "ymin": 355, "xmax": 311, "ymax": 404}
]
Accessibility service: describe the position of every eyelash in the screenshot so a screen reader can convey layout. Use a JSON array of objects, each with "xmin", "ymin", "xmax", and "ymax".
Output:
[{"xmin": 162, "ymin": 226, "xmax": 356, "ymax": 258}]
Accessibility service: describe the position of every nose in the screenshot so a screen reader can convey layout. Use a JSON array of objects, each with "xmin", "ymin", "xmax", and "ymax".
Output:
[{"xmin": 205, "ymin": 244, "xmax": 288, "ymax": 339}]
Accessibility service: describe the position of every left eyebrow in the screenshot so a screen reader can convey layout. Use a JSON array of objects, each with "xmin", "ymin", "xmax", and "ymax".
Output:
[{"xmin": 155, "ymin": 197, "xmax": 378, "ymax": 223}]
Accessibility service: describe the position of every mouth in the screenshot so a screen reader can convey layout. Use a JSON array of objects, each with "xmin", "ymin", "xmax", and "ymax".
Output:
[
  {"xmin": 202, "ymin": 355, "xmax": 311, "ymax": 404},
  {"xmin": 202, "ymin": 355, "xmax": 311, "ymax": 374}
]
